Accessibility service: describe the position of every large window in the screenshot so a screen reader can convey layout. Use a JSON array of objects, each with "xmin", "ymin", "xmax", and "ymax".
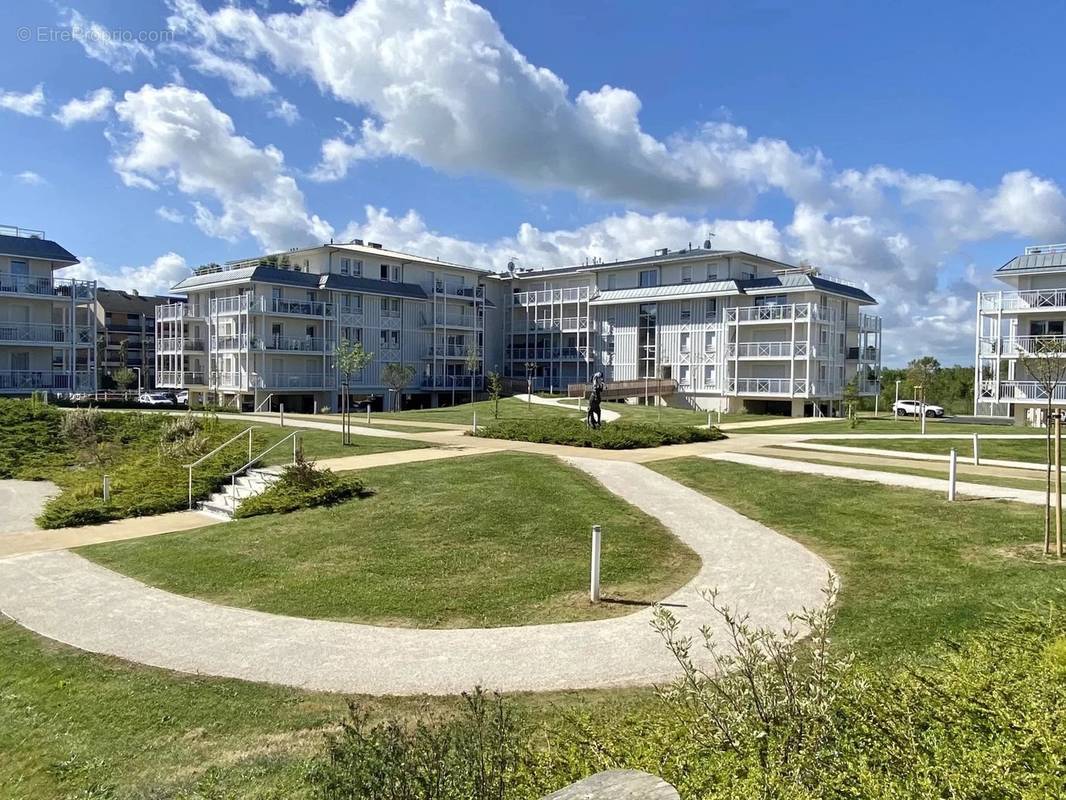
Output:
[
  {"xmin": 638, "ymin": 303, "xmax": 657, "ymax": 377},
  {"xmin": 754, "ymin": 294, "xmax": 788, "ymax": 307},
  {"xmin": 1031, "ymin": 320, "xmax": 1065, "ymax": 336},
  {"xmin": 681, "ymin": 265, "xmax": 692, "ymax": 284},
  {"xmin": 638, "ymin": 269, "xmax": 659, "ymax": 288}
]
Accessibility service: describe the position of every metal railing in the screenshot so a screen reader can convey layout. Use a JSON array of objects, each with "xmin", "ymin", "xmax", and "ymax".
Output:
[
  {"xmin": 260, "ymin": 335, "xmax": 332, "ymax": 352},
  {"xmin": 847, "ymin": 345, "xmax": 879, "ymax": 361},
  {"xmin": 0, "ymin": 272, "xmax": 95, "ymax": 299},
  {"xmin": 225, "ymin": 431, "xmax": 300, "ymax": 507},
  {"xmin": 426, "ymin": 344, "xmax": 482, "ymax": 358},
  {"xmin": 728, "ymin": 341, "xmax": 808, "ymax": 359},
  {"xmin": 728, "ymin": 377, "xmax": 810, "ymax": 395},
  {"xmin": 423, "ymin": 313, "xmax": 479, "ymax": 328},
  {"xmin": 434, "ymin": 280, "xmax": 484, "ymax": 299},
  {"xmin": 185, "ymin": 426, "xmax": 256, "ymax": 509},
  {"xmin": 508, "ymin": 346, "xmax": 589, "ymax": 360},
  {"xmin": 158, "ymin": 370, "xmax": 205, "ymax": 386},
  {"xmin": 0, "ymin": 370, "xmax": 93, "ymax": 391},
  {"xmin": 512, "ymin": 286, "xmax": 591, "ymax": 306},
  {"xmin": 993, "ymin": 381, "xmax": 1066, "ymax": 402},
  {"xmin": 261, "ymin": 372, "xmax": 337, "ymax": 389},
  {"xmin": 254, "ymin": 393, "xmax": 274, "ymax": 412},
  {"xmin": 421, "ymin": 375, "xmax": 479, "ymax": 389},
  {"xmin": 981, "ymin": 335, "xmax": 1066, "ymax": 357},
  {"xmin": 157, "ymin": 303, "xmax": 193, "ymax": 321},
  {"xmin": 213, "ymin": 334, "xmax": 249, "ymax": 350},
  {"xmin": 0, "ymin": 322, "xmax": 92, "ymax": 345},
  {"xmin": 979, "ymin": 290, "xmax": 1066, "ymax": 313},
  {"xmin": 0, "ymin": 224, "xmax": 46, "ymax": 238},
  {"xmin": 268, "ymin": 297, "xmax": 334, "ymax": 317},
  {"xmin": 157, "ymin": 337, "xmax": 205, "ymax": 352},
  {"xmin": 726, "ymin": 303, "xmax": 840, "ymax": 323}
]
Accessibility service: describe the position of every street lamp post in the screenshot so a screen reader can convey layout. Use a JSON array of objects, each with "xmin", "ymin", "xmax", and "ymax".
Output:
[
  {"xmin": 894, "ymin": 379, "xmax": 901, "ymax": 422},
  {"xmin": 131, "ymin": 366, "xmax": 142, "ymax": 396},
  {"xmin": 525, "ymin": 361, "xmax": 537, "ymax": 408}
]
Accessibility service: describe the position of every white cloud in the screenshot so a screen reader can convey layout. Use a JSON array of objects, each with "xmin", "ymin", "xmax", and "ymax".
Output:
[
  {"xmin": 110, "ymin": 83, "xmax": 332, "ymax": 249},
  {"xmin": 58, "ymin": 252, "xmax": 191, "ymax": 295},
  {"xmin": 268, "ymin": 97, "xmax": 299, "ymax": 124},
  {"xmin": 52, "ymin": 87, "xmax": 115, "ymax": 127},
  {"xmin": 156, "ymin": 206, "xmax": 185, "ymax": 223},
  {"xmin": 176, "ymin": 47, "xmax": 274, "ymax": 97},
  {"xmin": 63, "ymin": 9, "xmax": 154, "ymax": 73},
  {"xmin": 16, "ymin": 171, "xmax": 46, "ymax": 186},
  {"xmin": 0, "ymin": 84, "xmax": 45, "ymax": 116}
]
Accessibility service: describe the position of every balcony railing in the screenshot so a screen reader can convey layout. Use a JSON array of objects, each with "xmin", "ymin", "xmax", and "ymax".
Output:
[
  {"xmin": 517, "ymin": 317, "xmax": 589, "ymax": 332},
  {"xmin": 434, "ymin": 280, "xmax": 484, "ymax": 299},
  {"xmin": 981, "ymin": 335, "xmax": 1066, "ymax": 357},
  {"xmin": 859, "ymin": 313, "xmax": 881, "ymax": 332},
  {"xmin": 423, "ymin": 313, "xmax": 480, "ymax": 328},
  {"xmin": 260, "ymin": 372, "xmax": 337, "ymax": 389},
  {"xmin": 993, "ymin": 380, "xmax": 1066, "ymax": 402},
  {"xmin": 208, "ymin": 295, "xmax": 252, "ymax": 315},
  {"xmin": 426, "ymin": 344, "xmax": 482, "ymax": 358},
  {"xmin": 0, "ymin": 272, "xmax": 95, "ymax": 300},
  {"xmin": 0, "ymin": 370, "xmax": 93, "ymax": 391},
  {"xmin": 0, "ymin": 322, "xmax": 92, "ymax": 345},
  {"xmin": 157, "ymin": 370, "xmax": 205, "ymax": 386},
  {"xmin": 157, "ymin": 303, "xmax": 193, "ymax": 321},
  {"xmin": 212, "ymin": 334, "xmax": 249, "ymax": 351},
  {"xmin": 157, "ymin": 337, "xmax": 205, "ymax": 352},
  {"xmin": 508, "ymin": 346, "xmax": 590, "ymax": 361},
  {"xmin": 726, "ymin": 303, "xmax": 839, "ymax": 324},
  {"xmin": 512, "ymin": 287, "xmax": 591, "ymax": 306},
  {"xmin": 847, "ymin": 345, "xmax": 880, "ymax": 361},
  {"xmin": 979, "ymin": 290, "xmax": 1066, "ymax": 313},
  {"xmin": 421, "ymin": 375, "xmax": 479, "ymax": 389},
  {"xmin": 268, "ymin": 297, "xmax": 334, "ymax": 317},
  {"xmin": 260, "ymin": 335, "xmax": 332, "ymax": 353},
  {"xmin": 728, "ymin": 341, "xmax": 808, "ymax": 359},
  {"xmin": 728, "ymin": 377, "xmax": 810, "ymax": 396}
]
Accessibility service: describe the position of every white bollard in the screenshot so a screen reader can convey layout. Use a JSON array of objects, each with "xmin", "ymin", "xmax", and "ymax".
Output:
[
  {"xmin": 948, "ymin": 448, "xmax": 957, "ymax": 501},
  {"xmin": 590, "ymin": 524, "xmax": 602, "ymax": 603},
  {"xmin": 921, "ymin": 410, "xmax": 927, "ymax": 435},
  {"xmin": 472, "ymin": 411, "xmax": 477, "ymax": 434},
  {"xmin": 102, "ymin": 475, "xmax": 110, "ymax": 502},
  {"xmin": 314, "ymin": 399, "xmax": 318, "ymax": 415},
  {"xmin": 280, "ymin": 402, "xmax": 285, "ymax": 427},
  {"xmin": 717, "ymin": 409, "xmax": 722, "ymax": 425},
  {"xmin": 972, "ymin": 433, "xmax": 980, "ymax": 466},
  {"xmin": 707, "ymin": 409, "xmax": 712, "ymax": 428},
  {"xmin": 366, "ymin": 405, "xmax": 371, "ymax": 425}
]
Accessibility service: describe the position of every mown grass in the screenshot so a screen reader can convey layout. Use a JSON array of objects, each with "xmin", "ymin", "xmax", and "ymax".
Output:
[
  {"xmin": 741, "ymin": 417, "xmax": 1023, "ymax": 435},
  {"xmin": 650, "ymin": 458, "xmax": 1063, "ymax": 661},
  {"xmin": 83, "ymin": 453, "xmax": 699, "ymax": 628},
  {"xmin": 368, "ymin": 397, "xmax": 580, "ymax": 425},
  {"xmin": 803, "ymin": 435, "xmax": 1046, "ymax": 463}
]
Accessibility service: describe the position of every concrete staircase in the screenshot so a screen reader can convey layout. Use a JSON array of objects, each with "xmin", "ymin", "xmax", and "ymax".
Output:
[{"xmin": 198, "ymin": 465, "xmax": 284, "ymax": 520}]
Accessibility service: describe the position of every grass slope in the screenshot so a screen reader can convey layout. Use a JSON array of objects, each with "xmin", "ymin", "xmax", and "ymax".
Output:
[
  {"xmin": 803, "ymin": 436, "xmax": 1046, "ymax": 464},
  {"xmin": 83, "ymin": 453, "xmax": 699, "ymax": 628},
  {"xmin": 650, "ymin": 458, "xmax": 1063, "ymax": 661},
  {"xmin": 741, "ymin": 417, "xmax": 1022, "ymax": 435}
]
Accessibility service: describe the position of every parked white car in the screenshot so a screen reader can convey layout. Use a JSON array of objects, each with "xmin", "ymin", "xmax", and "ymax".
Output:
[
  {"xmin": 892, "ymin": 399, "xmax": 945, "ymax": 417},
  {"xmin": 138, "ymin": 392, "xmax": 174, "ymax": 406},
  {"xmin": 176, "ymin": 390, "xmax": 189, "ymax": 404}
]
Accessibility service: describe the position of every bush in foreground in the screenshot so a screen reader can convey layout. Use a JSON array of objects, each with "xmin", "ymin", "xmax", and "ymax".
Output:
[
  {"xmin": 471, "ymin": 417, "xmax": 724, "ymax": 449},
  {"xmin": 305, "ymin": 593, "xmax": 1066, "ymax": 799},
  {"xmin": 234, "ymin": 457, "xmax": 367, "ymax": 518}
]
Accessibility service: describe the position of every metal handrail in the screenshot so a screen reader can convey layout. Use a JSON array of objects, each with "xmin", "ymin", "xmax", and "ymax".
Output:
[
  {"xmin": 254, "ymin": 393, "xmax": 274, "ymax": 412},
  {"xmin": 185, "ymin": 426, "xmax": 256, "ymax": 509},
  {"xmin": 226, "ymin": 431, "xmax": 300, "ymax": 503}
]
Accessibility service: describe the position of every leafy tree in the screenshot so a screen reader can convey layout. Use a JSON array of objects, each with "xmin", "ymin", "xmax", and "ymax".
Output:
[
  {"xmin": 906, "ymin": 355, "xmax": 940, "ymax": 388},
  {"xmin": 465, "ymin": 344, "xmax": 480, "ymax": 405},
  {"xmin": 487, "ymin": 372, "xmax": 503, "ymax": 419},
  {"xmin": 381, "ymin": 363, "xmax": 415, "ymax": 411},
  {"xmin": 1018, "ymin": 338, "xmax": 1066, "ymax": 556},
  {"xmin": 336, "ymin": 339, "xmax": 373, "ymax": 445},
  {"xmin": 113, "ymin": 367, "xmax": 136, "ymax": 391},
  {"xmin": 117, "ymin": 338, "xmax": 129, "ymax": 369}
]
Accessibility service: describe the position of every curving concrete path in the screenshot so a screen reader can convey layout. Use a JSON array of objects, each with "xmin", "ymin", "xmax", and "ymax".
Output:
[
  {"xmin": 514, "ymin": 393, "xmax": 622, "ymax": 422},
  {"xmin": 0, "ymin": 479, "xmax": 57, "ymax": 533},
  {"xmin": 0, "ymin": 458, "xmax": 829, "ymax": 695}
]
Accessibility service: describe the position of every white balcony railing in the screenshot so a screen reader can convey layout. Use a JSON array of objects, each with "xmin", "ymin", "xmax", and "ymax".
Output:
[
  {"xmin": 728, "ymin": 377, "xmax": 810, "ymax": 395},
  {"xmin": 727, "ymin": 341, "xmax": 808, "ymax": 359},
  {"xmin": 156, "ymin": 337, "xmax": 205, "ymax": 352},
  {"xmin": 423, "ymin": 313, "xmax": 480, "ymax": 328},
  {"xmin": 0, "ymin": 272, "xmax": 95, "ymax": 300},
  {"xmin": 157, "ymin": 370, "xmax": 206, "ymax": 386},
  {"xmin": 259, "ymin": 335, "xmax": 332, "ymax": 353},
  {"xmin": 981, "ymin": 335, "xmax": 1066, "ymax": 357},
  {"xmin": 994, "ymin": 381, "xmax": 1066, "ymax": 402},
  {"xmin": 421, "ymin": 375, "xmax": 479, "ymax": 389},
  {"xmin": 0, "ymin": 370, "xmax": 94, "ymax": 391},
  {"xmin": 979, "ymin": 290, "xmax": 1066, "ymax": 313},
  {"xmin": 507, "ymin": 347, "xmax": 589, "ymax": 361},
  {"xmin": 260, "ymin": 372, "xmax": 337, "ymax": 389},
  {"xmin": 268, "ymin": 297, "xmax": 334, "ymax": 317},
  {"xmin": 212, "ymin": 334, "xmax": 249, "ymax": 351},
  {"xmin": 726, "ymin": 303, "xmax": 840, "ymax": 324},
  {"xmin": 434, "ymin": 280, "xmax": 484, "ymax": 300},
  {"xmin": 426, "ymin": 344, "xmax": 482, "ymax": 358},
  {"xmin": 209, "ymin": 295, "xmax": 252, "ymax": 315},
  {"xmin": 156, "ymin": 302, "xmax": 194, "ymax": 321},
  {"xmin": 0, "ymin": 322, "xmax": 92, "ymax": 345},
  {"xmin": 512, "ymin": 287, "xmax": 591, "ymax": 306}
]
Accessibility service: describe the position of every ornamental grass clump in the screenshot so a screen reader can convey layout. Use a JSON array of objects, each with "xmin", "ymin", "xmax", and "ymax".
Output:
[
  {"xmin": 471, "ymin": 416, "xmax": 723, "ymax": 449},
  {"xmin": 234, "ymin": 456, "xmax": 367, "ymax": 518}
]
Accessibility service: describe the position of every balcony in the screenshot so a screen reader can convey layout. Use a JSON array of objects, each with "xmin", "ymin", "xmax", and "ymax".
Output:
[
  {"xmin": 0, "ymin": 322, "xmax": 92, "ymax": 346},
  {"xmin": 508, "ymin": 346, "xmax": 590, "ymax": 361},
  {"xmin": 157, "ymin": 337, "xmax": 205, "ymax": 352},
  {"xmin": 208, "ymin": 295, "xmax": 252, "ymax": 315},
  {"xmin": 260, "ymin": 335, "xmax": 333, "ymax": 353},
  {"xmin": 0, "ymin": 370, "xmax": 94, "ymax": 392},
  {"xmin": 422, "ymin": 313, "xmax": 480, "ymax": 328},
  {"xmin": 859, "ymin": 313, "xmax": 881, "ymax": 332},
  {"xmin": 420, "ymin": 375, "xmax": 479, "ymax": 389},
  {"xmin": 980, "ymin": 335, "xmax": 1066, "ymax": 357},
  {"xmin": 0, "ymin": 272, "xmax": 95, "ymax": 301},
  {"xmin": 512, "ymin": 287, "xmax": 591, "ymax": 306},
  {"xmin": 728, "ymin": 341, "xmax": 808, "ymax": 359},
  {"xmin": 847, "ymin": 345, "xmax": 880, "ymax": 361},
  {"xmin": 212, "ymin": 334, "xmax": 249, "ymax": 351},
  {"xmin": 726, "ymin": 303, "xmax": 838, "ymax": 324},
  {"xmin": 260, "ymin": 372, "xmax": 337, "ymax": 390},
  {"xmin": 425, "ymin": 344, "xmax": 482, "ymax": 358},
  {"xmin": 434, "ymin": 280, "xmax": 484, "ymax": 300},
  {"xmin": 158, "ymin": 370, "xmax": 205, "ymax": 386},
  {"xmin": 728, "ymin": 377, "xmax": 810, "ymax": 396},
  {"xmin": 988, "ymin": 380, "xmax": 1066, "ymax": 403},
  {"xmin": 266, "ymin": 297, "xmax": 334, "ymax": 317},
  {"xmin": 979, "ymin": 290, "xmax": 1066, "ymax": 313},
  {"xmin": 157, "ymin": 303, "xmax": 192, "ymax": 321},
  {"xmin": 516, "ymin": 316, "xmax": 589, "ymax": 332}
]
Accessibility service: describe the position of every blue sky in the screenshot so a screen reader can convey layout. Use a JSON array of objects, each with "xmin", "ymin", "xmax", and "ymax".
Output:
[{"xmin": 2, "ymin": 0, "xmax": 1065, "ymax": 365}]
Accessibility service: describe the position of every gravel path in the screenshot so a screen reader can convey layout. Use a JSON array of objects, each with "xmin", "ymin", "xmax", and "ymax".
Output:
[
  {"xmin": 0, "ymin": 459, "xmax": 829, "ymax": 695},
  {"xmin": 0, "ymin": 480, "xmax": 58, "ymax": 533}
]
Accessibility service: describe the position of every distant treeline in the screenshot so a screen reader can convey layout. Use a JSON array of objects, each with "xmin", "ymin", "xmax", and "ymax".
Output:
[{"xmin": 864, "ymin": 357, "xmax": 974, "ymax": 415}]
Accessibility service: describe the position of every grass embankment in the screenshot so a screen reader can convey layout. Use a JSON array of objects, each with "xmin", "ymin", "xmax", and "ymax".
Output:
[
  {"xmin": 650, "ymin": 458, "xmax": 1063, "ymax": 660},
  {"xmin": 0, "ymin": 398, "xmax": 425, "ymax": 528},
  {"xmin": 84, "ymin": 453, "xmax": 699, "ymax": 628},
  {"xmin": 804, "ymin": 436, "xmax": 1046, "ymax": 464}
]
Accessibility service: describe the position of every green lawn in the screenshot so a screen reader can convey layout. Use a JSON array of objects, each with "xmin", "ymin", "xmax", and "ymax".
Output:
[
  {"xmin": 254, "ymin": 423, "xmax": 428, "ymax": 466},
  {"xmin": 649, "ymin": 458, "xmax": 1062, "ymax": 661},
  {"xmin": 740, "ymin": 417, "xmax": 1024, "ymax": 435},
  {"xmin": 555, "ymin": 397, "xmax": 790, "ymax": 426},
  {"xmin": 804, "ymin": 436, "xmax": 1047, "ymax": 464},
  {"xmin": 370, "ymin": 396, "xmax": 581, "ymax": 425},
  {"xmin": 83, "ymin": 453, "xmax": 699, "ymax": 628}
]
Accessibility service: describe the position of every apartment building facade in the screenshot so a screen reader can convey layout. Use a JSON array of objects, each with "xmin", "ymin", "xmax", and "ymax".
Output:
[
  {"xmin": 157, "ymin": 242, "xmax": 499, "ymax": 411},
  {"xmin": 975, "ymin": 243, "xmax": 1066, "ymax": 422},
  {"xmin": 0, "ymin": 226, "xmax": 96, "ymax": 395},
  {"xmin": 96, "ymin": 289, "xmax": 175, "ymax": 391},
  {"xmin": 159, "ymin": 240, "xmax": 880, "ymax": 416},
  {"xmin": 503, "ymin": 246, "xmax": 881, "ymax": 415}
]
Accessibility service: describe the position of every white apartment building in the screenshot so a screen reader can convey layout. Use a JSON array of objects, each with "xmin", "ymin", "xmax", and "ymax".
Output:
[
  {"xmin": 159, "ymin": 239, "xmax": 880, "ymax": 416},
  {"xmin": 503, "ymin": 245, "xmax": 881, "ymax": 416},
  {"xmin": 157, "ymin": 241, "xmax": 498, "ymax": 411},
  {"xmin": 0, "ymin": 226, "xmax": 96, "ymax": 395},
  {"xmin": 975, "ymin": 243, "xmax": 1066, "ymax": 422}
]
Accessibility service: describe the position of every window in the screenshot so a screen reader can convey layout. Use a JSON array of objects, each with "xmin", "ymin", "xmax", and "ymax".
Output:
[
  {"xmin": 680, "ymin": 332, "xmax": 690, "ymax": 353},
  {"xmin": 607, "ymin": 274, "xmax": 617, "ymax": 290},
  {"xmin": 680, "ymin": 301, "xmax": 692, "ymax": 322},
  {"xmin": 10, "ymin": 259, "xmax": 28, "ymax": 275},
  {"xmin": 706, "ymin": 263, "xmax": 718, "ymax": 281},
  {"xmin": 754, "ymin": 294, "xmax": 787, "ymax": 307},
  {"xmin": 1031, "ymin": 320, "xmax": 1065, "ymax": 336},
  {"xmin": 340, "ymin": 258, "xmax": 351, "ymax": 276},
  {"xmin": 704, "ymin": 330, "xmax": 717, "ymax": 352},
  {"xmin": 392, "ymin": 265, "xmax": 401, "ymax": 282},
  {"xmin": 681, "ymin": 265, "xmax": 692, "ymax": 284},
  {"xmin": 380, "ymin": 264, "xmax": 390, "ymax": 281},
  {"xmin": 638, "ymin": 303, "xmax": 657, "ymax": 377},
  {"xmin": 703, "ymin": 364, "xmax": 716, "ymax": 387},
  {"xmin": 638, "ymin": 269, "xmax": 659, "ymax": 288},
  {"xmin": 379, "ymin": 329, "xmax": 399, "ymax": 349},
  {"xmin": 352, "ymin": 259, "xmax": 363, "ymax": 277},
  {"xmin": 704, "ymin": 298, "xmax": 718, "ymax": 321},
  {"xmin": 678, "ymin": 365, "xmax": 690, "ymax": 385}
]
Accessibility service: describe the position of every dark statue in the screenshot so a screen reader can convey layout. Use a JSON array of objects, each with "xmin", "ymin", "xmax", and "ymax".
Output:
[{"xmin": 586, "ymin": 372, "xmax": 605, "ymax": 429}]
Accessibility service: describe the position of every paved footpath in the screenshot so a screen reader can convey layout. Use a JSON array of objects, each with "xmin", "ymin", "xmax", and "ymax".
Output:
[
  {"xmin": 0, "ymin": 458, "xmax": 829, "ymax": 695},
  {"xmin": 705, "ymin": 452, "xmax": 1046, "ymax": 505}
]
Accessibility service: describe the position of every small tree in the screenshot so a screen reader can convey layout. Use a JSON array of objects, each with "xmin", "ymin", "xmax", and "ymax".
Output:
[
  {"xmin": 843, "ymin": 378, "xmax": 859, "ymax": 429},
  {"xmin": 336, "ymin": 339, "xmax": 373, "ymax": 445},
  {"xmin": 1019, "ymin": 339, "xmax": 1066, "ymax": 556},
  {"xmin": 117, "ymin": 339, "xmax": 129, "ymax": 369},
  {"xmin": 113, "ymin": 367, "xmax": 136, "ymax": 392},
  {"xmin": 381, "ymin": 363, "xmax": 415, "ymax": 412},
  {"xmin": 487, "ymin": 371, "xmax": 503, "ymax": 419},
  {"xmin": 465, "ymin": 344, "xmax": 480, "ymax": 405}
]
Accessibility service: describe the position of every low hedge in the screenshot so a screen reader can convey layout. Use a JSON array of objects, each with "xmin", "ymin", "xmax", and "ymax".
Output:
[
  {"xmin": 234, "ymin": 460, "xmax": 367, "ymax": 518},
  {"xmin": 470, "ymin": 417, "xmax": 724, "ymax": 449}
]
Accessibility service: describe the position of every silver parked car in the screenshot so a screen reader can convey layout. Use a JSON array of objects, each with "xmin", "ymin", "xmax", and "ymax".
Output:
[{"xmin": 892, "ymin": 399, "xmax": 944, "ymax": 417}]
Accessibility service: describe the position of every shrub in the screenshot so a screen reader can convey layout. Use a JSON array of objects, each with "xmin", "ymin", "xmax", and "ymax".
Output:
[
  {"xmin": 471, "ymin": 417, "xmax": 724, "ymax": 449},
  {"xmin": 60, "ymin": 405, "xmax": 104, "ymax": 452},
  {"xmin": 234, "ymin": 458, "xmax": 367, "ymax": 518},
  {"xmin": 0, "ymin": 397, "xmax": 70, "ymax": 478}
]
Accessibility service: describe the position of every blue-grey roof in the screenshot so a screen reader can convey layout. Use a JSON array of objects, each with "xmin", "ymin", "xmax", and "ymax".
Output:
[
  {"xmin": 997, "ymin": 251, "xmax": 1066, "ymax": 273},
  {"xmin": 0, "ymin": 233, "xmax": 78, "ymax": 265},
  {"xmin": 171, "ymin": 265, "xmax": 430, "ymax": 300},
  {"xmin": 589, "ymin": 273, "xmax": 876, "ymax": 306}
]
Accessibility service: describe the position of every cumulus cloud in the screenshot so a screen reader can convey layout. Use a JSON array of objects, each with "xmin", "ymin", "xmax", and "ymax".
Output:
[
  {"xmin": 58, "ymin": 252, "xmax": 191, "ymax": 295},
  {"xmin": 16, "ymin": 171, "xmax": 46, "ymax": 186},
  {"xmin": 110, "ymin": 83, "xmax": 332, "ymax": 249},
  {"xmin": 0, "ymin": 84, "xmax": 45, "ymax": 116},
  {"xmin": 155, "ymin": 206, "xmax": 185, "ymax": 223},
  {"xmin": 53, "ymin": 87, "xmax": 114, "ymax": 127},
  {"xmin": 63, "ymin": 9, "xmax": 154, "ymax": 73}
]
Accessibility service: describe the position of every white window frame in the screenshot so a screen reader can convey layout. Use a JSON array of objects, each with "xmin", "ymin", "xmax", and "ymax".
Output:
[
  {"xmin": 638, "ymin": 268, "xmax": 659, "ymax": 288},
  {"xmin": 681, "ymin": 265, "xmax": 692, "ymax": 284}
]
